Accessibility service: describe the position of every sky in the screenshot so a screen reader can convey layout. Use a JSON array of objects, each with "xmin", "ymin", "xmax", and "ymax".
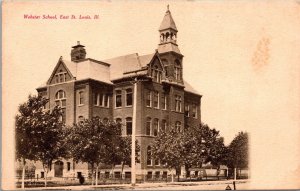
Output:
[{"xmin": 3, "ymin": 1, "xmax": 300, "ymax": 189}]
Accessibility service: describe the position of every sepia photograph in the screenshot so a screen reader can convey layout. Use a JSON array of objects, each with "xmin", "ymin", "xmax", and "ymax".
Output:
[{"xmin": 2, "ymin": 1, "xmax": 300, "ymax": 190}]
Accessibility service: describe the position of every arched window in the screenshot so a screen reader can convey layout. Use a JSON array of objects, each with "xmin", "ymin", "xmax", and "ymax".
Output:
[
  {"xmin": 146, "ymin": 117, "xmax": 151, "ymax": 135},
  {"xmin": 161, "ymin": 120, "xmax": 167, "ymax": 132},
  {"xmin": 55, "ymin": 90, "xmax": 66, "ymax": 107},
  {"xmin": 166, "ymin": 32, "xmax": 170, "ymax": 40},
  {"xmin": 175, "ymin": 121, "xmax": 181, "ymax": 132},
  {"xmin": 153, "ymin": 118, "xmax": 159, "ymax": 136},
  {"xmin": 147, "ymin": 146, "xmax": 152, "ymax": 166},
  {"xmin": 78, "ymin": 116, "xmax": 84, "ymax": 124},
  {"xmin": 103, "ymin": 117, "xmax": 108, "ymax": 124},
  {"xmin": 55, "ymin": 90, "xmax": 66, "ymax": 123},
  {"xmin": 116, "ymin": 118, "xmax": 122, "ymax": 124},
  {"xmin": 126, "ymin": 88, "xmax": 133, "ymax": 106},
  {"xmin": 126, "ymin": 117, "xmax": 132, "ymax": 135}
]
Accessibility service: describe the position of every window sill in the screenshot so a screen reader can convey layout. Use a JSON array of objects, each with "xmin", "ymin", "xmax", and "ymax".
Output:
[
  {"xmin": 115, "ymin": 106, "xmax": 122, "ymax": 109},
  {"xmin": 94, "ymin": 105, "xmax": 110, "ymax": 108},
  {"xmin": 125, "ymin": 105, "xmax": 133, "ymax": 108},
  {"xmin": 78, "ymin": 104, "xmax": 84, "ymax": 107}
]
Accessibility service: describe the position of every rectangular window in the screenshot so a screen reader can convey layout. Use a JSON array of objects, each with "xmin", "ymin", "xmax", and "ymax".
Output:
[
  {"xmin": 153, "ymin": 91, "xmax": 159, "ymax": 109},
  {"xmin": 115, "ymin": 90, "xmax": 122, "ymax": 108},
  {"xmin": 126, "ymin": 118, "xmax": 132, "ymax": 135},
  {"xmin": 94, "ymin": 93, "xmax": 98, "ymax": 106},
  {"xmin": 104, "ymin": 94, "xmax": 109, "ymax": 107},
  {"xmin": 155, "ymin": 159, "xmax": 160, "ymax": 166},
  {"xmin": 126, "ymin": 89, "xmax": 133, "ymax": 106},
  {"xmin": 114, "ymin": 172, "xmax": 121, "ymax": 179},
  {"xmin": 185, "ymin": 104, "xmax": 190, "ymax": 117},
  {"xmin": 155, "ymin": 171, "xmax": 160, "ymax": 178},
  {"xmin": 100, "ymin": 93, "xmax": 104, "ymax": 106},
  {"xmin": 175, "ymin": 95, "xmax": 182, "ymax": 112},
  {"xmin": 161, "ymin": 120, "xmax": 167, "ymax": 132},
  {"xmin": 192, "ymin": 104, "xmax": 197, "ymax": 118},
  {"xmin": 161, "ymin": 94, "xmax": 167, "ymax": 110},
  {"xmin": 125, "ymin": 172, "xmax": 131, "ymax": 179},
  {"xmin": 79, "ymin": 91, "xmax": 84, "ymax": 105},
  {"xmin": 147, "ymin": 171, "xmax": 152, "ymax": 180},
  {"xmin": 62, "ymin": 108, "xmax": 66, "ymax": 123},
  {"xmin": 105, "ymin": 172, "xmax": 110, "ymax": 178},
  {"xmin": 61, "ymin": 100, "xmax": 66, "ymax": 107},
  {"xmin": 146, "ymin": 90, "xmax": 151, "ymax": 107},
  {"xmin": 153, "ymin": 119, "xmax": 159, "ymax": 136},
  {"xmin": 146, "ymin": 118, "xmax": 151, "ymax": 135},
  {"xmin": 67, "ymin": 162, "xmax": 71, "ymax": 171},
  {"xmin": 55, "ymin": 75, "xmax": 59, "ymax": 83}
]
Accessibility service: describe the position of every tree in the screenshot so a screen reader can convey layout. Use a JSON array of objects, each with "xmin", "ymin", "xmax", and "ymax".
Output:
[
  {"xmin": 65, "ymin": 117, "xmax": 109, "ymax": 185},
  {"xmin": 179, "ymin": 124, "xmax": 226, "ymax": 179},
  {"xmin": 105, "ymin": 136, "xmax": 140, "ymax": 179},
  {"xmin": 65, "ymin": 117, "xmax": 140, "ymax": 185},
  {"xmin": 226, "ymin": 132, "xmax": 249, "ymax": 173},
  {"xmin": 15, "ymin": 94, "xmax": 66, "ymax": 188},
  {"xmin": 152, "ymin": 123, "xmax": 227, "ymax": 181},
  {"xmin": 152, "ymin": 129, "xmax": 185, "ymax": 182}
]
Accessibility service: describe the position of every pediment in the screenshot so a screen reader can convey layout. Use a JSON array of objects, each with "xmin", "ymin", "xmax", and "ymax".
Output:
[{"xmin": 47, "ymin": 58, "xmax": 74, "ymax": 85}]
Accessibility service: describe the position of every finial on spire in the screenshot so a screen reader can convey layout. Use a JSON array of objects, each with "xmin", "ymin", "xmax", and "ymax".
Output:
[
  {"xmin": 77, "ymin": 41, "xmax": 80, "ymax": 45},
  {"xmin": 167, "ymin": 4, "xmax": 169, "ymax": 11}
]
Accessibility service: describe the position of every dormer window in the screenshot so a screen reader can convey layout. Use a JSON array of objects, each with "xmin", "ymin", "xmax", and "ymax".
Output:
[{"xmin": 152, "ymin": 65, "xmax": 162, "ymax": 83}]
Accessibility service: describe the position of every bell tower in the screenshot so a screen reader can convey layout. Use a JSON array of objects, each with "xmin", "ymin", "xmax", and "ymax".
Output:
[
  {"xmin": 71, "ymin": 41, "xmax": 86, "ymax": 62},
  {"xmin": 158, "ymin": 6, "xmax": 183, "ymax": 84}
]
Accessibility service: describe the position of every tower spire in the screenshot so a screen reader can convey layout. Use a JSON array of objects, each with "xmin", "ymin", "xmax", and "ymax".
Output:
[{"xmin": 158, "ymin": 6, "xmax": 181, "ymax": 55}]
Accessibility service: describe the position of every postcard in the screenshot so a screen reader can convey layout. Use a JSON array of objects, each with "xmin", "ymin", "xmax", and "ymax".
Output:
[{"xmin": 2, "ymin": 1, "xmax": 300, "ymax": 190}]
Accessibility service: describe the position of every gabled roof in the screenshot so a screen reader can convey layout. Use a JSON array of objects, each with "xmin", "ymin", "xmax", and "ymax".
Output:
[
  {"xmin": 42, "ymin": 58, "xmax": 112, "ymax": 88},
  {"xmin": 103, "ymin": 52, "xmax": 157, "ymax": 81},
  {"xmin": 159, "ymin": 9, "xmax": 178, "ymax": 32},
  {"xmin": 38, "ymin": 52, "xmax": 201, "ymax": 97}
]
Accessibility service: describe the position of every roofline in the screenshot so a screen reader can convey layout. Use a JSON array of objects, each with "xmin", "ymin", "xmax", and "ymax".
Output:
[
  {"xmin": 184, "ymin": 90, "xmax": 202, "ymax": 97},
  {"xmin": 111, "ymin": 74, "xmax": 149, "ymax": 82},
  {"xmin": 36, "ymin": 86, "xmax": 47, "ymax": 91},
  {"xmin": 74, "ymin": 78, "xmax": 113, "ymax": 86},
  {"xmin": 123, "ymin": 68, "xmax": 148, "ymax": 75},
  {"xmin": 157, "ymin": 49, "xmax": 184, "ymax": 57},
  {"xmin": 75, "ymin": 58, "xmax": 110, "ymax": 66}
]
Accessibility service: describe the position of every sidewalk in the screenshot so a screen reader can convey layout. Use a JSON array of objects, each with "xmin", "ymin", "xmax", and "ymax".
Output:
[{"xmin": 19, "ymin": 179, "xmax": 250, "ymax": 190}]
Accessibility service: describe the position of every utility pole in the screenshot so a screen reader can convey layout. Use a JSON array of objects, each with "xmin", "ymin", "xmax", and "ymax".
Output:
[{"xmin": 131, "ymin": 77, "xmax": 138, "ymax": 186}]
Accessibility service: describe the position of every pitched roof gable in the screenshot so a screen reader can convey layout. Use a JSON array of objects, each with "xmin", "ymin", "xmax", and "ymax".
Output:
[
  {"xmin": 103, "ymin": 52, "xmax": 158, "ymax": 81},
  {"xmin": 46, "ymin": 57, "xmax": 75, "ymax": 85}
]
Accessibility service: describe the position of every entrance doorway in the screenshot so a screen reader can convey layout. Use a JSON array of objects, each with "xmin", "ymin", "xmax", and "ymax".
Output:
[{"xmin": 54, "ymin": 161, "xmax": 64, "ymax": 177}]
